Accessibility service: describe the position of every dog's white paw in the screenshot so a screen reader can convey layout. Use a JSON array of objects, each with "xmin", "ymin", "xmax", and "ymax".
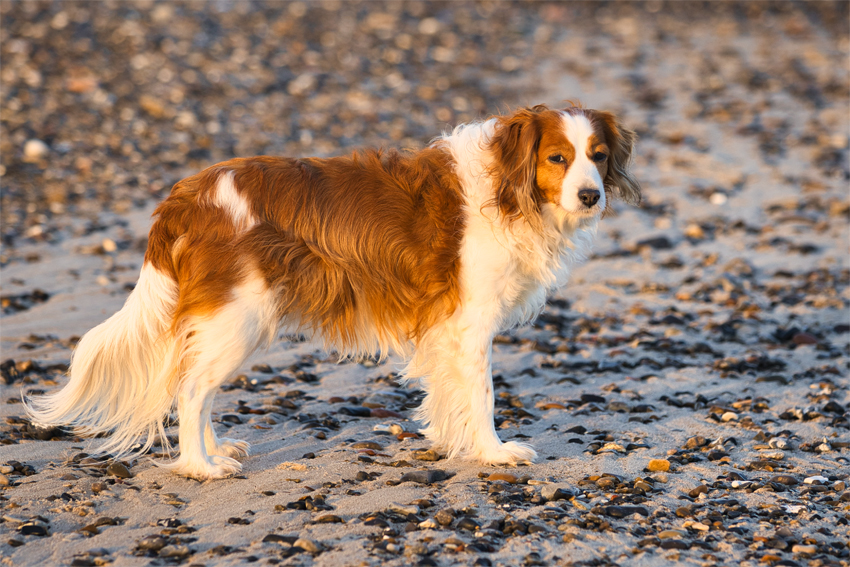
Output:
[
  {"xmin": 169, "ymin": 455, "xmax": 242, "ymax": 480},
  {"xmin": 478, "ymin": 441, "xmax": 537, "ymax": 466},
  {"xmin": 208, "ymin": 438, "xmax": 250, "ymax": 459}
]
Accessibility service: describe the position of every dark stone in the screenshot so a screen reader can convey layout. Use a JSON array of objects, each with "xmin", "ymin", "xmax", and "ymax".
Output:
[
  {"xmin": 603, "ymin": 505, "xmax": 649, "ymax": 518},
  {"xmin": 659, "ymin": 539, "xmax": 690, "ymax": 550},
  {"xmin": 399, "ymin": 470, "xmax": 450, "ymax": 484}
]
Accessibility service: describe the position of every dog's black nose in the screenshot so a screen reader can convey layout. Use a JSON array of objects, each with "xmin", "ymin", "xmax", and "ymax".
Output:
[{"xmin": 578, "ymin": 188, "xmax": 600, "ymax": 208}]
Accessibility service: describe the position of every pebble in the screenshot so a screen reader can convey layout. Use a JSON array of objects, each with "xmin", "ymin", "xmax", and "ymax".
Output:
[
  {"xmin": 412, "ymin": 449, "xmax": 441, "ymax": 461},
  {"xmin": 433, "ymin": 508, "xmax": 455, "ymax": 526},
  {"xmin": 834, "ymin": 480, "xmax": 846, "ymax": 491},
  {"xmin": 387, "ymin": 503, "xmax": 419, "ymax": 516},
  {"xmin": 106, "ymin": 462, "xmax": 132, "ymax": 478},
  {"xmin": 603, "ymin": 505, "xmax": 649, "ymax": 518},
  {"xmin": 0, "ymin": 473, "xmax": 9, "ymax": 486},
  {"xmin": 418, "ymin": 518, "xmax": 439, "ymax": 529},
  {"xmin": 803, "ymin": 475, "xmax": 829, "ymax": 485},
  {"xmin": 136, "ymin": 536, "xmax": 167, "ymax": 552},
  {"xmin": 293, "ymin": 538, "xmax": 321, "ymax": 553},
  {"xmin": 720, "ymin": 411, "xmax": 738, "ymax": 422},
  {"xmin": 647, "ymin": 459, "xmax": 670, "ymax": 472},
  {"xmin": 541, "ymin": 485, "xmax": 573, "ymax": 501},
  {"xmin": 770, "ymin": 475, "xmax": 799, "ymax": 486},
  {"xmin": 158, "ymin": 544, "xmax": 190, "ymax": 558},
  {"xmin": 486, "ymin": 472, "xmax": 518, "ymax": 483},
  {"xmin": 23, "ymin": 139, "xmax": 49, "ymax": 161},
  {"xmin": 399, "ymin": 470, "xmax": 450, "ymax": 484},
  {"xmin": 791, "ymin": 544, "xmax": 817, "ymax": 555},
  {"xmin": 658, "ymin": 529, "xmax": 686, "ymax": 539}
]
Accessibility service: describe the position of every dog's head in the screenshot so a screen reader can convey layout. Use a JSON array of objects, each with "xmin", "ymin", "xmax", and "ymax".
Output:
[{"xmin": 488, "ymin": 103, "xmax": 641, "ymax": 229}]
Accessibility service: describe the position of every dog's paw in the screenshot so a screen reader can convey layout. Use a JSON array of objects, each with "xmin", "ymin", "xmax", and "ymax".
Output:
[
  {"xmin": 168, "ymin": 455, "xmax": 242, "ymax": 480},
  {"xmin": 478, "ymin": 441, "xmax": 537, "ymax": 466},
  {"xmin": 209, "ymin": 438, "xmax": 250, "ymax": 459}
]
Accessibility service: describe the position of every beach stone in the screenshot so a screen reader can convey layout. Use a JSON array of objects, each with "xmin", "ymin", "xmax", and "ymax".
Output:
[
  {"xmin": 23, "ymin": 139, "xmax": 49, "ymax": 161},
  {"xmin": 294, "ymin": 538, "xmax": 321, "ymax": 553},
  {"xmin": 106, "ymin": 462, "xmax": 132, "ymax": 478},
  {"xmin": 456, "ymin": 517, "xmax": 478, "ymax": 531},
  {"xmin": 433, "ymin": 508, "xmax": 455, "ymax": 526},
  {"xmin": 803, "ymin": 475, "xmax": 829, "ymax": 484},
  {"xmin": 791, "ymin": 544, "xmax": 817, "ymax": 555},
  {"xmin": 834, "ymin": 480, "xmax": 846, "ymax": 491},
  {"xmin": 658, "ymin": 529, "xmax": 686, "ymax": 539},
  {"xmin": 0, "ymin": 473, "xmax": 9, "ymax": 486},
  {"xmin": 487, "ymin": 472, "xmax": 518, "ymax": 483},
  {"xmin": 399, "ymin": 470, "xmax": 449, "ymax": 484},
  {"xmin": 659, "ymin": 539, "xmax": 690, "ymax": 550},
  {"xmin": 387, "ymin": 503, "xmax": 419, "ymax": 516},
  {"xmin": 136, "ymin": 536, "xmax": 167, "ymax": 552},
  {"xmin": 412, "ymin": 449, "xmax": 441, "ymax": 461},
  {"xmin": 158, "ymin": 544, "xmax": 190, "ymax": 558},
  {"xmin": 350, "ymin": 441, "xmax": 383, "ymax": 450},
  {"xmin": 771, "ymin": 475, "xmax": 799, "ymax": 485},
  {"xmin": 541, "ymin": 485, "xmax": 572, "ymax": 501},
  {"xmin": 18, "ymin": 521, "xmax": 49, "ymax": 536},
  {"xmin": 603, "ymin": 505, "xmax": 649, "ymax": 518},
  {"xmin": 647, "ymin": 459, "xmax": 670, "ymax": 472},
  {"xmin": 418, "ymin": 518, "xmax": 438, "ymax": 529}
]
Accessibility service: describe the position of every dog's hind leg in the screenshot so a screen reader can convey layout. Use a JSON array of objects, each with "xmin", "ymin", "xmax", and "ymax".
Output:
[{"xmin": 164, "ymin": 272, "xmax": 277, "ymax": 480}]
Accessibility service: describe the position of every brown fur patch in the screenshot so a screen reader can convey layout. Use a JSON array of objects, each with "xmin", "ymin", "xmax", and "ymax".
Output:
[{"xmin": 145, "ymin": 148, "xmax": 465, "ymax": 353}]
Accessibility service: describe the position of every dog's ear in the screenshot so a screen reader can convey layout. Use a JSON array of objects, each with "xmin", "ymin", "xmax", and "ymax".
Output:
[
  {"xmin": 588, "ymin": 110, "xmax": 641, "ymax": 205},
  {"xmin": 488, "ymin": 108, "xmax": 543, "ymax": 229}
]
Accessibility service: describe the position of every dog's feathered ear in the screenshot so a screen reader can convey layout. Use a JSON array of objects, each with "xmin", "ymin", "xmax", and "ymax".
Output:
[
  {"xmin": 488, "ymin": 108, "xmax": 543, "ymax": 229},
  {"xmin": 588, "ymin": 110, "xmax": 641, "ymax": 205}
]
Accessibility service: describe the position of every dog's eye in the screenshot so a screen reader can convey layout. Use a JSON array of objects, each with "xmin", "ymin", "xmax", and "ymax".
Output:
[
  {"xmin": 593, "ymin": 152, "xmax": 608, "ymax": 163},
  {"xmin": 548, "ymin": 155, "xmax": 565, "ymax": 164}
]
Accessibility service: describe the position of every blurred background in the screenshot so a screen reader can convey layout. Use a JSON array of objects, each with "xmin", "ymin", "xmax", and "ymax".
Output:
[{"xmin": 1, "ymin": 1, "xmax": 847, "ymax": 255}]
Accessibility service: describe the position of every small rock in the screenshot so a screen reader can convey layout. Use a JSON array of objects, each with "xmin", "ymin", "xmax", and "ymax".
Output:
[
  {"xmin": 18, "ymin": 521, "xmax": 49, "ymax": 537},
  {"xmin": 720, "ymin": 411, "xmax": 738, "ymax": 422},
  {"xmin": 658, "ymin": 529, "xmax": 686, "ymax": 539},
  {"xmin": 603, "ymin": 505, "xmax": 649, "ymax": 518},
  {"xmin": 833, "ymin": 480, "xmax": 846, "ymax": 491},
  {"xmin": 540, "ymin": 485, "xmax": 572, "ymax": 501},
  {"xmin": 293, "ymin": 538, "xmax": 321, "ymax": 553},
  {"xmin": 387, "ymin": 503, "xmax": 419, "ymax": 516},
  {"xmin": 791, "ymin": 544, "xmax": 817, "ymax": 555},
  {"xmin": 313, "ymin": 514, "xmax": 344, "ymax": 524},
  {"xmin": 350, "ymin": 441, "xmax": 383, "ymax": 450},
  {"xmin": 23, "ymin": 139, "xmax": 49, "ymax": 162},
  {"xmin": 412, "ymin": 449, "xmax": 441, "ymax": 461},
  {"xmin": 0, "ymin": 473, "xmax": 9, "ymax": 486},
  {"xmin": 770, "ymin": 475, "xmax": 799, "ymax": 486},
  {"xmin": 399, "ymin": 470, "xmax": 450, "ymax": 484},
  {"xmin": 803, "ymin": 475, "xmax": 829, "ymax": 485},
  {"xmin": 456, "ymin": 517, "xmax": 478, "ymax": 531},
  {"xmin": 486, "ymin": 472, "xmax": 518, "ymax": 483},
  {"xmin": 647, "ymin": 459, "xmax": 670, "ymax": 472},
  {"xmin": 136, "ymin": 536, "xmax": 167, "ymax": 552},
  {"xmin": 418, "ymin": 518, "xmax": 439, "ymax": 529},
  {"xmin": 659, "ymin": 539, "xmax": 690, "ymax": 550},
  {"xmin": 106, "ymin": 462, "xmax": 132, "ymax": 478},
  {"xmin": 433, "ymin": 508, "xmax": 455, "ymax": 525},
  {"xmin": 158, "ymin": 544, "xmax": 190, "ymax": 558}
]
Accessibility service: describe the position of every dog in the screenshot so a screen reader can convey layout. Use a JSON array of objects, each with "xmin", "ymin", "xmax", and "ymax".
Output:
[{"xmin": 26, "ymin": 103, "xmax": 640, "ymax": 479}]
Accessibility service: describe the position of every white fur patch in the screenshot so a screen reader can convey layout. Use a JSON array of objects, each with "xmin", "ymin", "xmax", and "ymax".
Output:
[
  {"xmin": 409, "ymin": 118, "xmax": 600, "ymax": 464},
  {"xmin": 212, "ymin": 171, "xmax": 258, "ymax": 230},
  {"xmin": 560, "ymin": 113, "xmax": 606, "ymax": 213}
]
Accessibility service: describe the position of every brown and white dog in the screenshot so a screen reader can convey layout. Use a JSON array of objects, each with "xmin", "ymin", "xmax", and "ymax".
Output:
[{"xmin": 26, "ymin": 104, "xmax": 640, "ymax": 479}]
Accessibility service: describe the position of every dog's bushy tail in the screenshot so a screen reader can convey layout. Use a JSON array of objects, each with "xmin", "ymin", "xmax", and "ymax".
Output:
[{"xmin": 24, "ymin": 263, "xmax": 179, "ymax": 457}]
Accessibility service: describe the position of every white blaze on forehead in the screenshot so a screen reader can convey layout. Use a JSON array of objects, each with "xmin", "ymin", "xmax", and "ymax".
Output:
[
  {"xmin": 558, "ymin": 112, "xmax": 606, "ymax": 212},
  {"xmin": 561, "ymin": 112, "xmax": 596, "ymax": 156},
  {"xmin": 213, "ymin": 170, "xmax": 258, "ymax": 230}
]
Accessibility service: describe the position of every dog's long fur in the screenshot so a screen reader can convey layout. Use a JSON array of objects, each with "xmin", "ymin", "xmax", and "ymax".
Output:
[{"xmin": 26, "ymin": 104, "xmax": 640, "ymax": 479}]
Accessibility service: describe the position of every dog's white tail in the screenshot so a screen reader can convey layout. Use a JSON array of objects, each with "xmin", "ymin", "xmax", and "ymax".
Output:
[{"xmin": 25, "ymin": 263, "xmax": 179, "ymax": 457}]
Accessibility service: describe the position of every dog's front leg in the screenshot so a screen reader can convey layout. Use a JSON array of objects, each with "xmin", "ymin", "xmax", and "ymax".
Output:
[{"xmin": 415, "ymin": 321, "xmax": 536, "ymax": 466}]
